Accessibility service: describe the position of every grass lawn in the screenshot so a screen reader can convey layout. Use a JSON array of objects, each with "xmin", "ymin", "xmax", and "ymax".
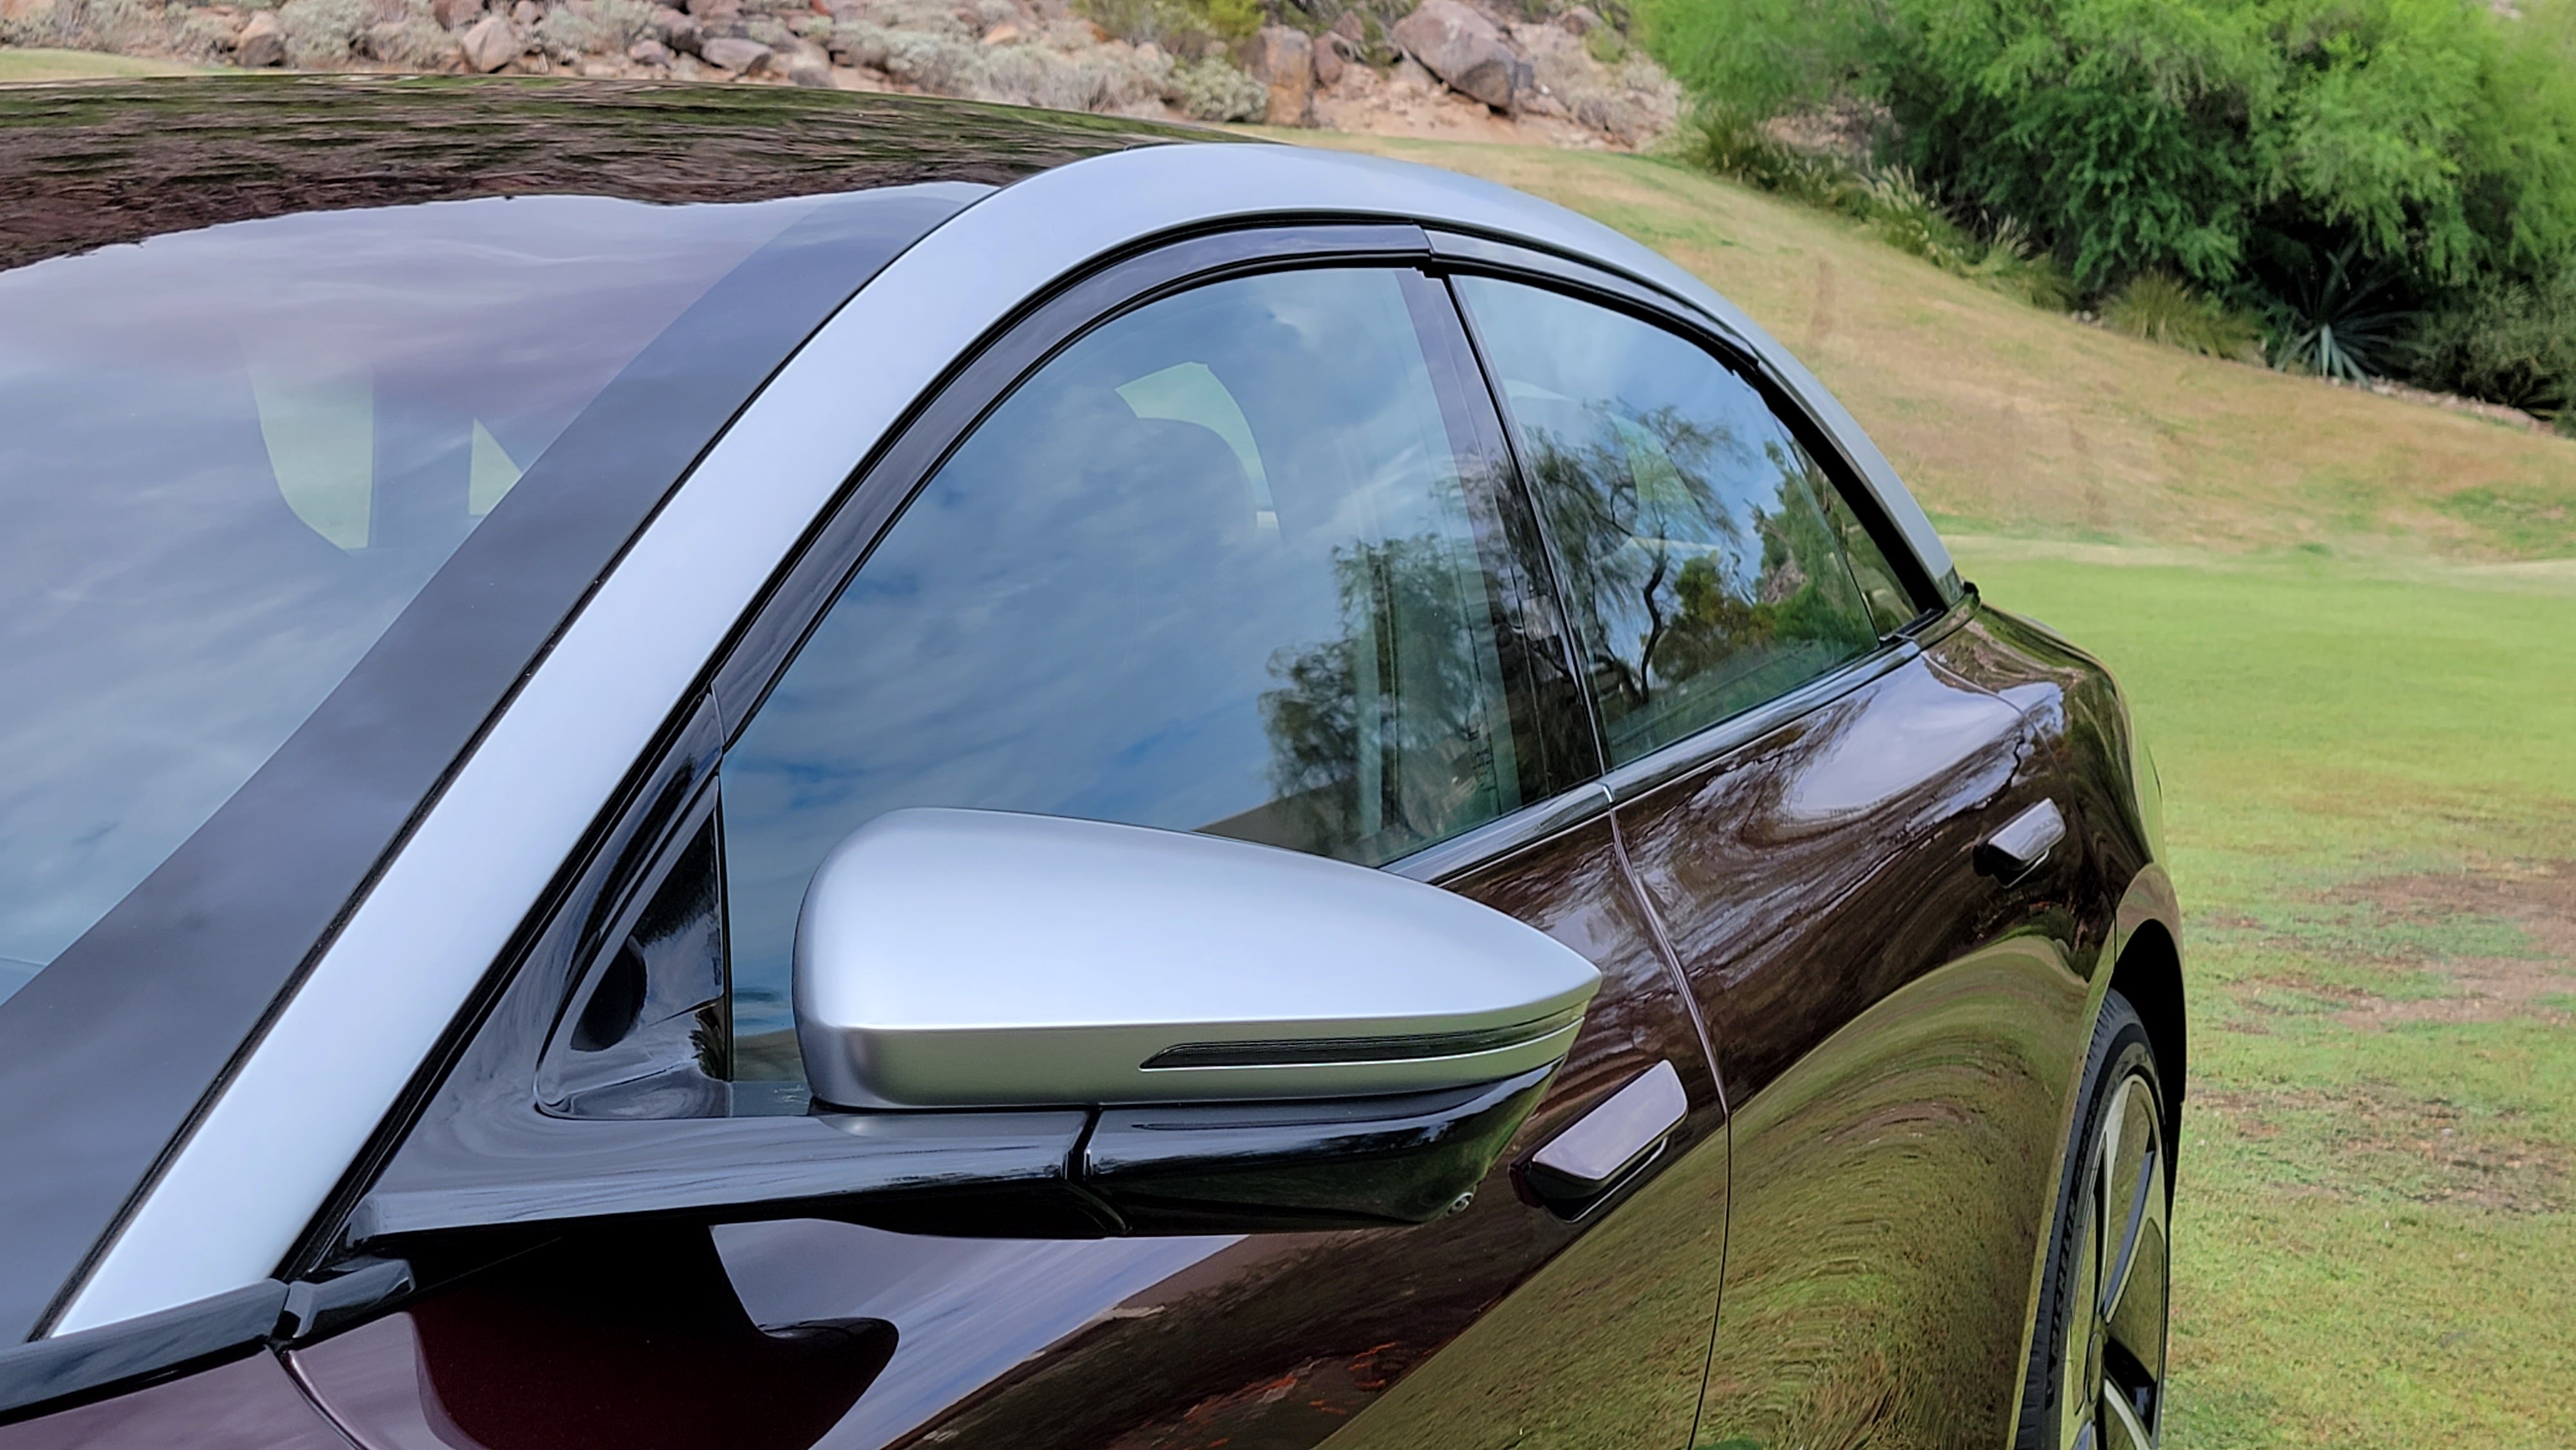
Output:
[
  {"xmin": 0, "ymin": 47, "xmax": 207, "ymax": 82},
  {"xmin": 1307, "ymin": 133, "xmax": 2576, "ymax": 1444}
]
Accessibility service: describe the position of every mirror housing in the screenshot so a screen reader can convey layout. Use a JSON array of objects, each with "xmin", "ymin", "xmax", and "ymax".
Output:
[
  {"xmin": 793, "ymin": 809, "xmax": 1600, "ymax": 1111},
  {"xmin": 350, "ymin": 811, "xmax": 1595, "ymax": 1250}
]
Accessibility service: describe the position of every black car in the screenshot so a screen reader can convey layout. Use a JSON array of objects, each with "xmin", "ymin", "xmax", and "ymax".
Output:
[{"xmin": 0, "ymin": 77, "xmax": 2182, "ymax": 1450}]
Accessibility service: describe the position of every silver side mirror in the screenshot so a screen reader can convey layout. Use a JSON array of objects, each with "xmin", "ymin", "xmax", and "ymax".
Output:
[{"xmin": 795, "ymin": 809, "xmax": 1602, "ymax": 1111}]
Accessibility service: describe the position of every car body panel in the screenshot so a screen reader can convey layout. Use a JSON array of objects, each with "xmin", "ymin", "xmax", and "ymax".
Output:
[
  {"xmin": 290, "ymin": 815, "xmax": 1727, "ymax": 1450},
  {"xmin": 1611, "ymin": 621, "xmax": 2105, "ymax": 1447}
]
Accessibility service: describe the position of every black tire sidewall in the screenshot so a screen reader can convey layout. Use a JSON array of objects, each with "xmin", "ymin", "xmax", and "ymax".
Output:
[{"xmin": 2014, "ymin": 991, "xmax": 2166, "ymax": 1450}]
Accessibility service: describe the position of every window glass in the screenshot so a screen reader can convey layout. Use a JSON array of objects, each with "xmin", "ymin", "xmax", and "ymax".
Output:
[
  {"xmin": 1455, "ymin": 277, "xmax": 1881, "ymax": 766},
  {"xmin": 1816, "ymin": 482, "xmax": 1924, "ymax": 636},
  {"xmin": 721, "ymin": 268, "xmax": 1563, "ymax": 1077},
  {"xmin": 0, "ymin": 193, "xmax": 815, "ymax": 1003}
]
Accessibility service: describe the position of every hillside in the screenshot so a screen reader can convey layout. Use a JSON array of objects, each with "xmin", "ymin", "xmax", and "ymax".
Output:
[
  {"xmin": 1300, "ymin": 132, "xmax": 2576, "ymax": 570},
  {"xmin": 1280, "ymin": 137, "xmax": 2576, "ymax": 1449}
]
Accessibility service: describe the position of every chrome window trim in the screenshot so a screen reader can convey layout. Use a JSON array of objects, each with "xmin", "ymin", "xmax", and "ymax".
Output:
[{"xmin": 59, "ymin": 140, "xmax": 1954, "ymax": 1333}]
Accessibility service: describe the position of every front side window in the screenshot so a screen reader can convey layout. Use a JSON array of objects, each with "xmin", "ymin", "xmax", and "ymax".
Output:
[
  {"xmin": 1454, "ymin": 277, "xmax": 1882, "ymax": 766},
  {"xmin": 721, "ymin": 267, "xmax": 1577, "ymax": 1077}
]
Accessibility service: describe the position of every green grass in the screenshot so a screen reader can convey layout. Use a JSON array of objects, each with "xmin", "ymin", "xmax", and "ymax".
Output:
[
  {"xmin": 0, "ymin": 47, "xmax": 207, "ymax": 82},
  {"xmin": 1963, "ymin": 549, "xmax": 2576, "ymax": 1447},
  {"xmin": 1290, "ymin": 133, "xmax": 2576, "ymax": 1446}
]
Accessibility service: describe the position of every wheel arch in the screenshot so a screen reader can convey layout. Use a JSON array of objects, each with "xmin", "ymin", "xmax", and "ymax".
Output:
[{"xmin": 2107, "ymin": 865, "xmax": 2184, "ymax": 1158}]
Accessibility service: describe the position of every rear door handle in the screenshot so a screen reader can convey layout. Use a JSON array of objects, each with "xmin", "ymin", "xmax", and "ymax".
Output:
[
  {"xmin": 1520, "ymin": 1059, "xmax": 1687, "ymax": 1213},
  {"xmin": 1976, "ymin": 799, "xmax": 2065, "ymax": 885}
]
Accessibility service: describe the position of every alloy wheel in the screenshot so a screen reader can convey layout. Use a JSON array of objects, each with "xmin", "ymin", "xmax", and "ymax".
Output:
[{"xmin": 2058, "ymin": 1070, "xmax": 2169, "ymax": 1450}]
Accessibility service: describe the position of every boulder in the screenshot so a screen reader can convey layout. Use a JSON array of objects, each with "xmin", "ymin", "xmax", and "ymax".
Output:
[
  {"xmin": 1237, "ymin": 25, "xmax": 1312, "ymax": 126},
  {"xmin": 699, "ymin": 34, "xmax": 771, "ymax": 71},
  {"xmin": 650, "ymin": 5, "xmax": 701, "ymax": 53},
  {"xmin": 511, "ymin": 0, "xmax": 538, "ymax": 24},
  {"xmin": 430, "ymin": 0, "xmax": 482, "ymax": 27},
  {"xmin": 1311, "ymin": 31, "xmax": 1344, "ymax": 87},
  {"xmin": 1388, "ymin": 0, "xmax": 1517, "ymax": 109},
  {"xmin": 234, "ymin": 9, "xmax": 286, "ymax": 65},
  {"xmin": 458, "ymin": 12, "xmax": 516, "ymax": 69},
  {"xmin": 627, "ymin": 35, "xmax": 672, "ymax": 63},
  {"xmin": 683, "ymin": 0, "xmax": 741, "ymax": 32},
  {"xmin": 1556, "ymin": 5, "xmax": 1600, "ymax": 32},
  {"xmin": 785, "ymin": 48, "xmax": 831, "ymax": 85}
]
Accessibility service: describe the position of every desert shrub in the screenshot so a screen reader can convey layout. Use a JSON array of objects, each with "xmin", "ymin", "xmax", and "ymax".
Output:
[
  {"xmin": 1683, "ymin": 106, "xmax": 2073, "ymax": 308},
  {"xmin": 2103, "ymin": 274, "xmax": 2264, "ymax": 362},
  {"xmin": 1680, "ymin": 106, "xmax": 1854, "ymax": 209},
  {"xmin": 279, "ymin": 0, "xmax": 372, "ymax": 64},
  {"xmin": 1170, "ymin": 54, "xmax": 1265, "ymax": 120},
  {"xmin": 1857, "ymin": 165, "xmax": 1971, "ymax": 267},
  {"xmin": 1, "ymin": 0, "xmax": 175, "ymax": 51},
  {"xmin": 535, "ymin": 0, "xmax": 654, "ymax": 55},
  {"xmin": 2260, "ymin": 241, "xmax": 2416, "ymax": 381},
  {"xmin": 171, "ymin": 5, "xmax": 238, "ymax": 57},
  {"xmin": 2410, "ymin": 268, "xmax": 2576, "ymax": 419},
  {"xmin": 1079, "ymin": 0, "xmax": 1256, "ymax": 59}
]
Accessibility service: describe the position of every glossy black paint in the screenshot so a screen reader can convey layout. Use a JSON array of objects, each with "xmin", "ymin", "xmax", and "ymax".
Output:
[
  {"xmin": 295, "ymin": 1224, "xmax": 900, "ymax": 1450},
  {"xmin": 301, "ymin": 813, "xmax": 1725, "ymax": 1450},
  {"xmin": 1663, "ymin": 602, "xmax": 2157, "ymax": 1447},
  {"xmin": 0, "ymin": 1350, "xmax": 350, "ymax": 1449},
  {"xmin": 0, "ymin": 1282, "xmax": 287, "ymax": 1422}
]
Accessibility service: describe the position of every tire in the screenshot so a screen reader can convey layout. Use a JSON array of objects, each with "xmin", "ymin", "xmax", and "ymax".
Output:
[{"xmin": 2014, "ymin": 990, "xmax": 2172, "ymax": 1450}]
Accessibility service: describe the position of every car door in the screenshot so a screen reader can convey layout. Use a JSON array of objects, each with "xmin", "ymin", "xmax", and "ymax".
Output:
[
  {"xmin": 1450, "ymin": 272, "xmax": 2098, "ymax": 1449},
  {"xmin": 292, "ymin": 243, "xmax": 1730, "ymax": 1450}
]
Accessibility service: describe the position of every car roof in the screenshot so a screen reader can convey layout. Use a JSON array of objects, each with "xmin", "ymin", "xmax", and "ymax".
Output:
[{"xmin": 0, "ymin": 75, "xmax": 1217, "ymax": 272}]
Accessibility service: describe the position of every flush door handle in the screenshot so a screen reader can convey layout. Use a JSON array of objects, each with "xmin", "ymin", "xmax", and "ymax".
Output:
[
  {"xmin": 1976, "ymin": 799, "xmax": 2066, "ymax": 885},
  {"xmin": 1520, "ymin": 1059, "xmax": 1687, "ymax": 1212}
]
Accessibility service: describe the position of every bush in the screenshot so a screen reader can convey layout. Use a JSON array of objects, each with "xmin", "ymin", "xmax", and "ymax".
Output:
[
  {"xmin": 1170, "ymin": 54, "xmax": 1265, "ymax": 120},
  {"xmin": 1681, "ymin": 106, "xmax": 2074, "ymax": 308},
  {"xmin": 1079, "ymin": 0, "xmax": 1256, "ymax": 60},
  {"xmin": 1641, "ymin": 0, "xmax": 2576, "ymax": 413},
  {"xmin": 2262, "ymin": 241, "xmax": 2415, "ymax": 381},
  {"xmin": 2103, "ymin": 274, "xmax": 2264, "ymax": 362},
  {"xmin": 2411, "ymin": 268, "xmax": 2576, "ymax": 420},
  {"xmin": 1, "ymin": 0, "xmax": 175, "ymax": 52},
  {"xmin": 278, "ymin": 0, "xmax": 372, "ymax": 65}
]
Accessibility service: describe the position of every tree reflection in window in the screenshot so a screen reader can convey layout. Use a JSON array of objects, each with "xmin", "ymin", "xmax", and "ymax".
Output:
[
  {"xmin": 1456, "ymin": 277, "xmax": 1880, "ymax": 764},
  {"xmin": 1247, "ymin": 531, "xmax": 1515, "ymax": 866}
]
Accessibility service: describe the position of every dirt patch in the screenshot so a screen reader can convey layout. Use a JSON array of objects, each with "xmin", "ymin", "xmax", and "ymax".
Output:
[
  {"xmin": 2196, "ymin": 1082, "xmax": 2571, "ymax": 1214},
  {"xmin": 2322, "ymin": 862, "xmax": 2576, "ymax": 1028}
]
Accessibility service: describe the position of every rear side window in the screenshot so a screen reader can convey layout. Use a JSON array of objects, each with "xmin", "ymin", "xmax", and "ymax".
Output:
[
  {"xmin": 1454, "ymin": 276, "xmax": 1882, "ymax": 766},
  {"xmin": 719, "ymin": 267, "xmax": 1575, "ymax": 1078}
]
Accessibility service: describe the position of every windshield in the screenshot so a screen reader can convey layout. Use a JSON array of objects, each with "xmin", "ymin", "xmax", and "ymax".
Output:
[{"xmin": 0, "ymin": 194, "xmax": 823, "ymax": 1001}]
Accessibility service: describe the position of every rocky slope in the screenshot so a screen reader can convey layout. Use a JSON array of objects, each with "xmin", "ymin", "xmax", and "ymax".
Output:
[{"xmin": 0, "ymin": 0, "xmax": 1680, "ymax": 147}]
